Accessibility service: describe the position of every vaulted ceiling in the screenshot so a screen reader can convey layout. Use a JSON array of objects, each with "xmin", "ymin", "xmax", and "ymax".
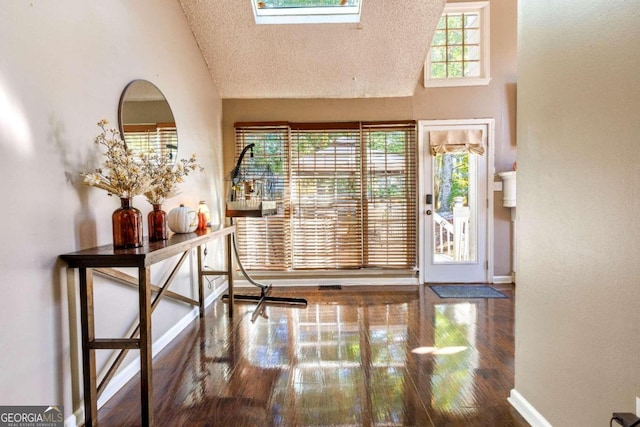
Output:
[{"xmin": 178, "ymin": 0, "xmax": 445, "ymax": 99}]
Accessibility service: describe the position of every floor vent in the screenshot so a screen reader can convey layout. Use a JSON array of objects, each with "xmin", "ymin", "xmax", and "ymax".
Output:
[{"xmin": 318, "ymin": 285, "xmax": 342, "ymax": 291}]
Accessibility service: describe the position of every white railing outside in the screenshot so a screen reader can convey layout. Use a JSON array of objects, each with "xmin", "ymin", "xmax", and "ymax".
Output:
[
  {"xmin": 433, "ymin": 211, "xmax": 454, "ymax": 258},
  {"xmin": 433, "ymin": 197, "xmax": 470, "ymax": 262}
]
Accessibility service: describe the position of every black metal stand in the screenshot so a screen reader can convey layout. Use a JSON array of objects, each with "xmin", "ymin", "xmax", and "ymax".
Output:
[{"xmin": 222, "ymin": 217, "xmax": 307, "ymax": 322}]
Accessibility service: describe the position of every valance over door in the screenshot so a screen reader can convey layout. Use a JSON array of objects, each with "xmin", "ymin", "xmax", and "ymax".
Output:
[{"xmin": 429, "ymin": 129, "xmax": 485, "ymax": 155}]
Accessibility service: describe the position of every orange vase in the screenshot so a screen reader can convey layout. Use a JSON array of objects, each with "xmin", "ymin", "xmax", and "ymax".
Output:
[{"xmin": 197, "ymin": 211, "xmax": 207, "ymax": 230}]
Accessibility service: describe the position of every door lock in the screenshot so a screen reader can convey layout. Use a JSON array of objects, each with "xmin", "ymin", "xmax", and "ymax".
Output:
[{"xmin": 426, "ymin": 209, "xmax": 432, "ymax": 215}]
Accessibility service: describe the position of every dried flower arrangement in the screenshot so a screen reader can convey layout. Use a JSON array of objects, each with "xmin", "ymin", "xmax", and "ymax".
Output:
[
  {"xmin": 81, "ymin": 119, "xmax": 152, "ymax": 198},
  {"xmin": 81, "ymin": 119, "xmax": 203, "ymax": 203},
  {"xmin": 142, "ymin": 151, "xmax": 203, "ymax": 205}
]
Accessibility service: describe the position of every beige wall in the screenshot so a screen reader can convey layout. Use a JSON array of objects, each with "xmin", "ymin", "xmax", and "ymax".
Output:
[
  {"xmin": 516, "ymin": 0, "xmax": 640, "ymax": 425},
  {"xmin": 0, "ymin": 0, "xmax": 224, "ymax": 422},
  {"xmin": 412, "ymin": 0, "xmax": 517, "ymax": 276},
  {"xmin": 223, "ymin": 0, "xmax": 517, "ymax": 277}
]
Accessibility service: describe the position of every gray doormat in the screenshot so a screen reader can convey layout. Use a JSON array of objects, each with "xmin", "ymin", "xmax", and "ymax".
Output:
[{"xmin": 429, "ymin": 285, "xmax": 508, "ymax": 299}]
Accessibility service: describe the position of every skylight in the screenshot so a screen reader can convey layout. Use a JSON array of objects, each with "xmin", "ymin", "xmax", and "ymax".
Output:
[{"xmin": 252, "ymin": 0, "xmax": 362, "ymax": 24}]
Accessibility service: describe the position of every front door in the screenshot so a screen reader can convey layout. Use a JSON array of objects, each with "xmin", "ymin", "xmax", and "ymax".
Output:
[{"xmin": 418, "ymin": 119, "xmax": 493, "ymax": 283}]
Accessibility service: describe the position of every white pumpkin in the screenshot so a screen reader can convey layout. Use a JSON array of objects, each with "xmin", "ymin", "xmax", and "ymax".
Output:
[{"xmin": 167, "ymin": 204, "xmax": 198, "ymax": 233}]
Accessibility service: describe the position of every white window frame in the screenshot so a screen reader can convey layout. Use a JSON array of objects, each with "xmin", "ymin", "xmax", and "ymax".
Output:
[
  {"xmin": 424, "ymin": 1, "xmax": 491, "ymax": 88},
  {"xmin": 252, "ymin": 1, "xmax": 362, "ymax": 25}
]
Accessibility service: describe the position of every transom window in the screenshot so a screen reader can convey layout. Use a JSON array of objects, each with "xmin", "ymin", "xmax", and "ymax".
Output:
[
  {"xmin": 252, "ymin": 0, "xmax": 362, "ymax": 24},
  {"xmin": 424, "ymin": 1, "xmax": 490, "ymax": 88}
]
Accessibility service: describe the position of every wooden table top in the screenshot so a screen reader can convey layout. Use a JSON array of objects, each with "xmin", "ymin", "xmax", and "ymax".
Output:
[{"xmin": 60, "ymin": 225, "xmax": 235, "ymax": 268}]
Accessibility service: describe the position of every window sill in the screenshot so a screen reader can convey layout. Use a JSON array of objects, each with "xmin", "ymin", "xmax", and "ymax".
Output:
[
  {"xmin": 236, "ymin": 268, "xmax": 419, "ymax": 280},
  {"xmin": 424, "ymin": 77, "xmax": 492, "ymax": 88}
]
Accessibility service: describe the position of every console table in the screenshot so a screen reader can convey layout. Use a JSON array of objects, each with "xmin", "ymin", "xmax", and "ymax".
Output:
[{"xmin": 60, "ymin": 225, "xmax": 235, "ymax": 427}]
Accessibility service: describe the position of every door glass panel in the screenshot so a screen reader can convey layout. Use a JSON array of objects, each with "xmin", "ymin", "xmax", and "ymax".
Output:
[{"xmin": 432, "ymin": 152, "xmax": 477, "ymax": 263}]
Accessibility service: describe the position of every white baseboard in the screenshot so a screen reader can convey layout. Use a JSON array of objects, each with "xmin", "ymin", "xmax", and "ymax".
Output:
[
  {"xmin": 64, "ymin": 412, "xmax": 78, "ymax": 427},
  {"xmin": 508, "ymin": 389, "xmax": 553, "ymax": 427},
  {"xmin": 493, "ymin": 275, "xmax": 514, "ymax": 284},
  {"xmin": 73, "ymin": 281, "xmax": 227, "ymax": 426},
  {"xmin": 233, "ymin": 276, "xmax": 419, "ymax": 288}
]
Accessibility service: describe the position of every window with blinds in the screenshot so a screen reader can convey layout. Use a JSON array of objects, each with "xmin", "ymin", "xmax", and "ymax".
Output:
[
  {"xmin": 233, "ymin": 121, "xmax": 417, "ymax": 271},
  {"xmin": 362, "ymin": 122, "xmax": 417, "ymax": 268},
  {"xmin": 234, "ymin": 124, "xmax": 290, "ymax": 270},
  {"xmin": 291, "ymin": 123, "xmax": 362, "ymax": 269}
]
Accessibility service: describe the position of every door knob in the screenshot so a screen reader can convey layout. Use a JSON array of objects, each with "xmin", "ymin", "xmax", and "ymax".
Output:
[{"xmin": 426, "ymin": 209, "xmax": 432, "ymax": 215}]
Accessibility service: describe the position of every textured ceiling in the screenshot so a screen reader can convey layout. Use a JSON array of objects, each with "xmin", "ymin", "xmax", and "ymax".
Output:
[{"xmin": 178, "ymin": 0, "xmax": 445, "ymax": 99}]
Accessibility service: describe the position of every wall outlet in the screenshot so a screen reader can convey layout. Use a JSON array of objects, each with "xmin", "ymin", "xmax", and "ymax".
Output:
[
  {"xmin": 493, "ymin": 181, "xmax": 503, "ymax": 191},
  {"xmin": 636, "ymin": 396, "xmax": 640, "ymax": 417}
]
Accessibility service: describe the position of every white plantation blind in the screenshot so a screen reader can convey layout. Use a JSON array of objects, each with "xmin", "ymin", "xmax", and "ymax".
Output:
[
  {"xmin": 233, "ymin": 121, "xmax": 417, "ymax": 271},
  {"xmin": 291, "ymin": 123, "xmax": 363, "ymax": 269},
  {"xmin": 233, "ymin": 123, "xmax": 290, "ymax": 270},
  {"xmin": 362, "ymin": 122, "xmax": 417, "ymax": 268}
]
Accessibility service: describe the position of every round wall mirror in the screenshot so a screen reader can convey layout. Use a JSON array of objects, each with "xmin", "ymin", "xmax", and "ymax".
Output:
[{"xmin": 118, "ymin": 80, "xmax": 177, "ymax": 163}]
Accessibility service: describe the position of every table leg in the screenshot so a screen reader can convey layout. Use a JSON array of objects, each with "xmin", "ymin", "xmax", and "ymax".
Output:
[
  {"xmin": 78, "ymin": 268, "xmax": 97, "ymax": 427},
  {"xmin": 197, "ymin": 245, "xmax": 205, "ymax": 317},
  {"xmin": 138, "ymin": 267, "xmax": 153, "ymax": 425},
  {"xmin": 226, "ymin": 232, "xmax": 234, "ymax": 318}
]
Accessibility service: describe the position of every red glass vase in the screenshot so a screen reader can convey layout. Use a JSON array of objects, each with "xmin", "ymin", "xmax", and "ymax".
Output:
[
  {"xmin": 112, "ymin": 197, "xmax": 143, "ymax": 249},
  {"xmin": 148, "ymin": 204, "xmax": 168, "ymax": 241}
]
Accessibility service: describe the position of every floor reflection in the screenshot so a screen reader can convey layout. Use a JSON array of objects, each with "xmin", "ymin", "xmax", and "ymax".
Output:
[
  {"xmin": 99, "ymin": 285, "xmax": 528, "ymax": 426},
  {"xmin": 431, "ymin": 303, "xmax": 478, "ymax": 416}
]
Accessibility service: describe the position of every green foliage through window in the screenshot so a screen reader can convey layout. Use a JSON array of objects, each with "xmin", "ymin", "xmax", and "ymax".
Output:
[
  {"xmin": 430, "ymin": 11, "xmax": 481, "ymax": 79},
  {"xmin": 434, "ymin": 153, "xmax": 469, "ymax": 213},
  {"xmin": 425, "ymin": 2, "xmax": 490, "ymax": 86}
]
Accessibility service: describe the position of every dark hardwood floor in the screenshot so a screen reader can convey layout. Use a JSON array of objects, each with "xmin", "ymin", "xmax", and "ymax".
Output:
[{"xmin": 98, "ymin": 284, "xmax": 529, "ymax": 426}]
